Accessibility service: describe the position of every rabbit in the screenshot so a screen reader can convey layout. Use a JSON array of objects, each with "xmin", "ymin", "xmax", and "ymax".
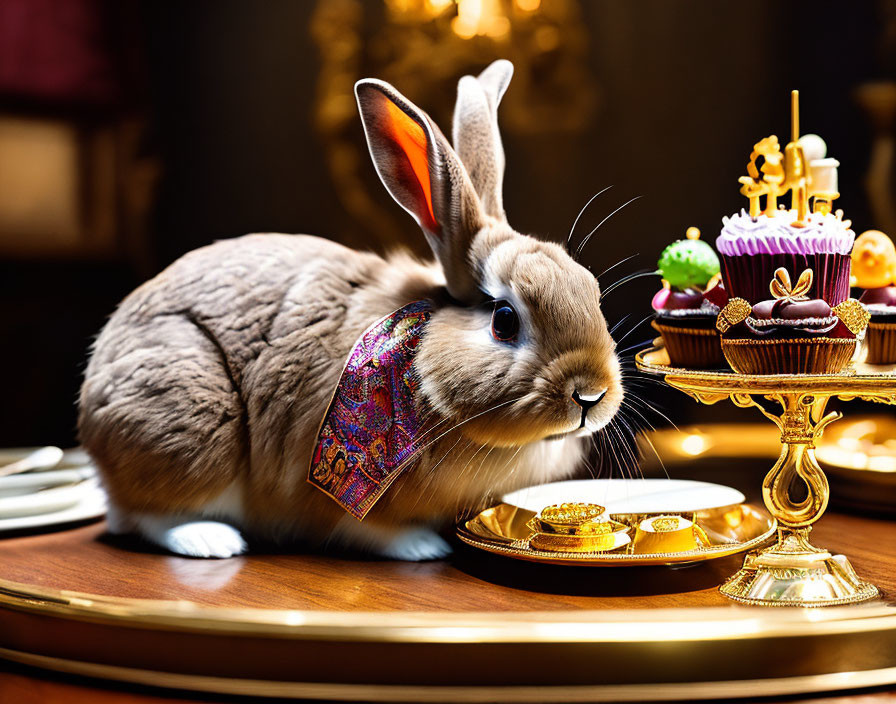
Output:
[{"xmin": 78, "ymin": 60, "xmax": 624, "ymax": 560}]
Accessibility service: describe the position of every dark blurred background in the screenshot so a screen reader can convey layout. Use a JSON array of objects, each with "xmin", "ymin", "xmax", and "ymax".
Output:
[{"xmin": 1, "ymin": 0, "xmax": 893, "ymax": 450}]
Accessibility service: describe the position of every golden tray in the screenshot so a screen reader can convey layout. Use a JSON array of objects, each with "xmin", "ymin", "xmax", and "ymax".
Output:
[{"xmin": 457, "ymin": 503, "xmax": 775, "ymax": 566}]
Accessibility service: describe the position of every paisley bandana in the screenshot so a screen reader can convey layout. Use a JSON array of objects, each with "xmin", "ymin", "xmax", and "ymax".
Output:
[{"xmin": 308, "ymin": 300, "xmax": 432, "ymax": 519}]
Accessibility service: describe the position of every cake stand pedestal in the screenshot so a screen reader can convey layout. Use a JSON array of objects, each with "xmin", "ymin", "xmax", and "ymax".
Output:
[{"xmin": 636, "ymin": 347, "xmax": 896, "ymax": 607}]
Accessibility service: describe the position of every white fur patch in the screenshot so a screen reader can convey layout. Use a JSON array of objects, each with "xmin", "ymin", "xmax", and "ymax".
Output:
[
  {"xmin": 110, "ymin": 482, "xmax": 247, "ymax": 558},
  {"xmin": 381, "ymin": 528, "xmax": 452, "ymax": 561},
  {"xmin": 134, "ymin": 515, "xmax": 247, "ymax": 558}
]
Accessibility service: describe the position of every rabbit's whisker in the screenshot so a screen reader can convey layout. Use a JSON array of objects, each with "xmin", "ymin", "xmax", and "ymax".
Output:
[
  {"xmin": 575, "ymin": 195, "xmax": 643, "ymax": 260},
  {"xmin": 617, "ymin": 337, "xmax": 653, "ymax": 356},
  {"xmin": 595, "ymin": 253, "xmax": 639, "ymax": 281},
  {"xmin": 608, "ymin": 414, "xmax": 643, "ymax": 480},
  {"xmin": 601, "ymin": 270, "xmax": 657, "ymax": 297},
  {"xmin": 627, "ymin": 395, "xmax": 679, "ymax": 431},
  {"xmin": 600, "ymin": 421, "xmax": 629, "ymax": 478},
  {"xmin": 610, "ymin": 314, "xmax": 631, "ymax": 335},
  {"xmin": 632, "ymin": 422, "xmax": 670, "ymax": 480},
  {"xmin": 614, "ymin": 313, "xmax": 654, "ymax": 346},
  {"xmin": 566, "ymin": 185, "xmax": 613, "ymax": 255},
  {"xmin": 621, "ymin": 399, "xmax": 659, "ymax": 434},
  {"xmin": 393, "ymin": 395, "xmax": 527, "ymax": 475}
]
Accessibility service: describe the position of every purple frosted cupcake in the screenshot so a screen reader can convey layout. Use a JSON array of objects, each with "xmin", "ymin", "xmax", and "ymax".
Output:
[{"xmin": 717, "ymin": 209, "xmax": 855, "ymax": 306}]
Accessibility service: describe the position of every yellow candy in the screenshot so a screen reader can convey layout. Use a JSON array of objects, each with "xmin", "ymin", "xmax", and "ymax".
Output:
[{"xmin": 852, "ymin": 230, "xmax": 896, "ymax": 289}]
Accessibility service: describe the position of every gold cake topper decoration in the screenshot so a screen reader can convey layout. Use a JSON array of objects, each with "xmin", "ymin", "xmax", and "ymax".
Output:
[
  {"xmin": 738, "ymin": 91, "xmax": 819, "ymax": 226},
  {"xmin": 739, "ymin": 136, "xmax": 785, "ymax": 218},
  {"xmin": 716, "ymin": 298, "xmax": 752, "ymax": 333}
]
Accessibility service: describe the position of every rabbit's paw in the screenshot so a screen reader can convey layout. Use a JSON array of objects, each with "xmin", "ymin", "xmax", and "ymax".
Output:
[
  {"xmin": 164, "ymin": 521, "xmax": 247, "ymax": 558},
  {"xmin": 381, "ymin": 528, "xmax": 452, "ymax": 561},
  {"xmin": 152, "ymin": 520, "xmax": 247, "ymax": 558}
]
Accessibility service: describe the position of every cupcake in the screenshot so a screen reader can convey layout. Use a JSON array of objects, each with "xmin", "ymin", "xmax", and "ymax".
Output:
[
  {"xmin": 851, "ymin": 230, "xmax": 896, "ymax": 363},
  {"xmin": 717, "ymin": 208, "xmax": 855, "ymax": 306},
  {"xmin": 717, "ymin": 267, "xmax": 869, "ymax": 375},
  {"xmin": 651, "ymin": 227, "xmax": 724, "ymax": 368},
  {"xmin": 719, "ymin": 132, "xmax": 855, "ymax": 305}
]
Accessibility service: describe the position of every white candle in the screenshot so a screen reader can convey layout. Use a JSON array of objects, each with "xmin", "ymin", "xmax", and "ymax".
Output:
[{"xmin": 809, "ymin": 157, "xmax": 839, "ymax": 196}]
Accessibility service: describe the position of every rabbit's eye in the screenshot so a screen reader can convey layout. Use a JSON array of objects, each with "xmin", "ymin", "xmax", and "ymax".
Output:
[{"xmin": 491, "ymin": 301, "xmax": 519, "ymax": 342}]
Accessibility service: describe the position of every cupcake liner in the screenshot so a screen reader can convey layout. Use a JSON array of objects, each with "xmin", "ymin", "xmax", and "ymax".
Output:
[
  {"xmin": 720, "ymin": 253, "xmax": 851, "ymax": 305},
  {"xmin": 721, "ymin": 337, "xmax": 856, "ymax": 375},
  {"xmin": 864, "ymin": 321, "xmax": 896, "ymax": 364},
  {"xmin": 652, "ymin": 321, "xmax": 723, "ymax": 369}
]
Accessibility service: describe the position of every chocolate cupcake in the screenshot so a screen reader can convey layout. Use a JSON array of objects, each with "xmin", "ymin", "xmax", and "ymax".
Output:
[
  {"xmin": 651, "ymin": 227, "xmax": 724, "ymax": 368},
  {"xmin": 852, "ymin": 230, "xmax": 896, "ymax": 364},
  {"xmin": 717, "ymin": 267, "xmax": 869, "ymax": 375}
]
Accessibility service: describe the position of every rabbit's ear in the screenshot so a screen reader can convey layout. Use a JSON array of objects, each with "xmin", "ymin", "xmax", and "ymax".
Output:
[
  {"xmin": 452, "ymin": 60, "xmax": 513, "ymax": 221},
  {"xmin": 356, "ymin": 79, "xmax": 485, "ymax": 301}
]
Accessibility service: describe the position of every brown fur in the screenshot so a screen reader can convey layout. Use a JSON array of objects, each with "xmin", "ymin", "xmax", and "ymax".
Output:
[{"xmin": 78, "ymin": 61, "xmax": 623, "ymax": 557}]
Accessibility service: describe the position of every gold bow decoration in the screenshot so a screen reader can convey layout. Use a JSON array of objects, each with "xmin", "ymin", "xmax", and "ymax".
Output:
[{"xmin": 770, "ymin": 267, "xmax": 813, "ymax": 301}]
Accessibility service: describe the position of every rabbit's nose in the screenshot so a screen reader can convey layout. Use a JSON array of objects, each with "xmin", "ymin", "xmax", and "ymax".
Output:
[{"xmin": 572, "ymin": 389, "xmax": 607, "ymax": 412}]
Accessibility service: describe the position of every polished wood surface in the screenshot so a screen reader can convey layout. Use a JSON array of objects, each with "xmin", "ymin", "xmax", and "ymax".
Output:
[
  {"xmin": 1, "ymin": 456, "xmax": 894, "ymax": 701},
  {"xmin": 0, "ymin": 507, "xmax": 891, "ymax": 611}
]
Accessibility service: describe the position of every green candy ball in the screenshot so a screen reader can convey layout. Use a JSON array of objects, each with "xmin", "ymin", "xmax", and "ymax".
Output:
[{"xmin": 657, "ymin": 239, "xmax": 720, "ymax": 290}]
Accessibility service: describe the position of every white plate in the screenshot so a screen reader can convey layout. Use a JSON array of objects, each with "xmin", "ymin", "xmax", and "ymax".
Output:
[
  {"xmin": 0, "ymin": 479, "xmax": 97, "ymax": 519},
  {"xmin": 503, "ymin": 478, "xmax": 745, "ymax": 515},
  {"xmin": 0, "ymin": 447, "xmax": 91, "ymax": 470},
  {"xmin": 0, "ymin": 482, "xmax": 107, "ymax": 533},
  {"xmin": 0, "ymin": 467, "xmax": 96, "ymax": 497}
]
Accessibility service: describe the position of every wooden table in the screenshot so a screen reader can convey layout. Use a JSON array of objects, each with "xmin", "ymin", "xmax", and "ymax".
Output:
[
  {"xmin": 0, "ymin": 511, "xmax": 893, "ymax": 612},
  {"xmin": 0, "ymin": 508, "xmax": 894, "ymax": 702},
  {"xmin": 0, "ymin": 453, "xmax": 894, "ymax": 702}
]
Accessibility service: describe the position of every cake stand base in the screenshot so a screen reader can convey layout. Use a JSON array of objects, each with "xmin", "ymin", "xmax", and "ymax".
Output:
[
  {"xmin": 719, "ymin": 528, "xmax": 879, "ymax": 607},
  {"xmin": 635, "ymin": 346, "xmax": 896, "ymax": 607}
]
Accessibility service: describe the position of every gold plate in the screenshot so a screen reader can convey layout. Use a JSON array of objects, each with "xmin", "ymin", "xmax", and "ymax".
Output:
[{"xmin": 457, "ymin": 503, "xmax": 775, "ymax": 566}]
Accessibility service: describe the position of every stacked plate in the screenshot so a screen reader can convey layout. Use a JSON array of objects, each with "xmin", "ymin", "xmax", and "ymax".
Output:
[{"xmin": 0, "ymin": 447, "xmax": 107, "ymax": 533}]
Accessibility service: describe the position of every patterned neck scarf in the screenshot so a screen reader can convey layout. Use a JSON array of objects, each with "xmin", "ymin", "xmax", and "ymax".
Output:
[{"xmin": 308, "ymin": 300, "xmax": 432, "ymax": 519}]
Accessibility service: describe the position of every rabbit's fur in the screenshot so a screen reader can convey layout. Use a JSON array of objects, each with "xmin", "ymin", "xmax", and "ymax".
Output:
[{"xmin": 79, "ymin": 61, "xmax": 623, "ymax": 560}]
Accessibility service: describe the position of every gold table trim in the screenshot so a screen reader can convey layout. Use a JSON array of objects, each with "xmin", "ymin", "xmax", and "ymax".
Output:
[
  {"xmin": 1, "ymin": 574, "xmax": 896, "ymax": 700},
  {"xmin": 3, "ymin": 647, "xmax": 896, "ymax": 702}
]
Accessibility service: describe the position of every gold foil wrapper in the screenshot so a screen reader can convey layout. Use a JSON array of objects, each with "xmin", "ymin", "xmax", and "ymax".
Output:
[
  {"xmin": 721, "ymin": 337, "xmax": 856, "ymax": 375},
  {"xmin": 631, "ymin": 515, "xmax": 709, "ymax": 554},
  {"xmin": 527, "ymin": 503, "xmax": 631, "ymax": 553},
  {"xmin": 864, "ymin": 321, "xmax": 896, "ymax": 364},
  {"xmin": 651, "ymin": 321, "xmax": 722, "ymax": 369}
]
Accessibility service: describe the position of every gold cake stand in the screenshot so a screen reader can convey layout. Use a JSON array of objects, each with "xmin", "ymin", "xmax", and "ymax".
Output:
[{"xmin": 636, "ymin": 346, "xmax": 896, "ymax": 607}]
